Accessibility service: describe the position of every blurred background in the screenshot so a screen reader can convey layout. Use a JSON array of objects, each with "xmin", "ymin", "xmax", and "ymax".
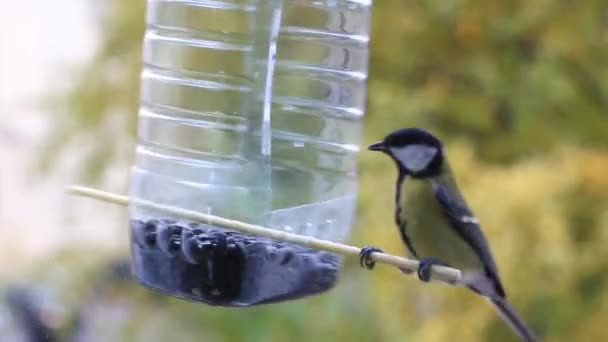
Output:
[{"xmin": 1, "ymin": 1, "xmax": 608, "ymax": 341}]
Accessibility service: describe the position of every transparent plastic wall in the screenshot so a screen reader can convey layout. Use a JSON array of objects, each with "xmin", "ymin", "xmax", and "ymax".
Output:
[{"xmin": 129, "ymin": 0, "xmax": 371, "ymax": 306}]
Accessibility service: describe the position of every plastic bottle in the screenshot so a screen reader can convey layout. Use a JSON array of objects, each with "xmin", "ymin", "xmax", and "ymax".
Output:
[{"xmin": 129, "ymin": 0, "xmax": 371, "ymax": 306}]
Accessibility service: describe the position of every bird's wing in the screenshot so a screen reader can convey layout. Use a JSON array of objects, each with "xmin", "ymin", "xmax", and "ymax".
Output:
[{"xmin": 433, "ymin": 184, "xmax": 506, "ymax": 298}]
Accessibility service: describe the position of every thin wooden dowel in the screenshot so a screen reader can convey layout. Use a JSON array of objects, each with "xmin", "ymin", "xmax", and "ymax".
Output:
[{"xmin": 66, "ymin": 185, "xmax": 462, "ymax": 284}]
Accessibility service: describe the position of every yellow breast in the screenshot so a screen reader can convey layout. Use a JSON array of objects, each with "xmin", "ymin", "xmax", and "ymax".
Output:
[{"xmin": 399, "ymin": 179, "xmax": 482, "ymax": 270}]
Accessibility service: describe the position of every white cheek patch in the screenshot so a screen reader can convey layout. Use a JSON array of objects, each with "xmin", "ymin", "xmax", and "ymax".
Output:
[{"xmin": 390, "ymin": 144, "xmax": 438, "ymax": 172}]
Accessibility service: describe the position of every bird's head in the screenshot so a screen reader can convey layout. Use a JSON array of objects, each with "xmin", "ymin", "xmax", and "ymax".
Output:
[{"xmin": 368, "ymin": 128, "xmax": 444, "ymax": 178}]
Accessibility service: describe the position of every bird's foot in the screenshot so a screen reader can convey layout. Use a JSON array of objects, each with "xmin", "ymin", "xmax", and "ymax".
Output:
[
  {"xmin": 399, "ymin": 267, "xmax": 414, "ymax": 275},
  {"xmin": 417, "ymin": 258, "xmax": 450, "ymax": 282},
  {"xmin": 359, "ymin": 246, "xmax": 384, "ymax": 270}
]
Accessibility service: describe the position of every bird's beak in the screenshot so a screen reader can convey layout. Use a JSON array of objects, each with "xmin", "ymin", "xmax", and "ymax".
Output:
[{"xmin": 368, "ymin": 141, "xmax": 386, "ymax": 152}]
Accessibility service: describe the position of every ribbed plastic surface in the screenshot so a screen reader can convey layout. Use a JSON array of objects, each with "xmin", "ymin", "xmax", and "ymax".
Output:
[{"xmin": 129, "ymin": 0, "xmax": 371, "ymax": 306}]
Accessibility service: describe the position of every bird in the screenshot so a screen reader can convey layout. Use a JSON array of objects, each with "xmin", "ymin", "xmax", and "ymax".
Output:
[{"xmin": 358, "ymin": 128, "xmax": 538, "ymax": 342}]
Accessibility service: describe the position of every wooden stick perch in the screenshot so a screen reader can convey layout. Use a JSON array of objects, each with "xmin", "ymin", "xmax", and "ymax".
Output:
[{"xmin": 66, "ymin": 185, "xmax": 462, "ymax": 284}]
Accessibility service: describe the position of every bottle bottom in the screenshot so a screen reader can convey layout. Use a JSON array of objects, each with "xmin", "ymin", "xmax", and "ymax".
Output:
[{"xmin": 129, "ymin": 218, "xmax": 341, "ymax": 306}]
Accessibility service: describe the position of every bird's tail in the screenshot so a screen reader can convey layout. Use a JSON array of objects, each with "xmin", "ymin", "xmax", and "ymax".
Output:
[{"xmin": 488, "ymin": 297, "xmax": 539, "ymax": 342}]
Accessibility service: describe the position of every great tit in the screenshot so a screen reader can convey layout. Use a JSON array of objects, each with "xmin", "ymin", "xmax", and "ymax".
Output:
[{"xmin": 359, "ymin": 128, "xmax": 538, "ymax": 342}]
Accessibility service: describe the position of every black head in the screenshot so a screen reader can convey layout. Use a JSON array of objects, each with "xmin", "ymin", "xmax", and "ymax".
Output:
[{"xmin": 368, "ymin": 128, "xmax": 444, "ymax": 178}]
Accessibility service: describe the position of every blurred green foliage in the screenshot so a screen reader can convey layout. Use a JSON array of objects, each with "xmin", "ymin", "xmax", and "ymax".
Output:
[
  {"xmin": 36, "ymin": 0, "xmax": 608, "ymax": 341},
  {"xmin": 369, "ymin": 0, "xmax": 608, "ymax": 163}
]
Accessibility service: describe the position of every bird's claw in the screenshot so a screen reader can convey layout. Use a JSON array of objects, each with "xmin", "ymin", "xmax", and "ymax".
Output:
[
  {"xmin": 399, "ymin": 267, "xmax": 414, "ymax": 275},
  {"xmin": 417, "ymin": 257, "xmax": 449, "ymax": 282},
  {"xmin": 359, "ymin": 246, "xmax": 384, "ymax": 270}
]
